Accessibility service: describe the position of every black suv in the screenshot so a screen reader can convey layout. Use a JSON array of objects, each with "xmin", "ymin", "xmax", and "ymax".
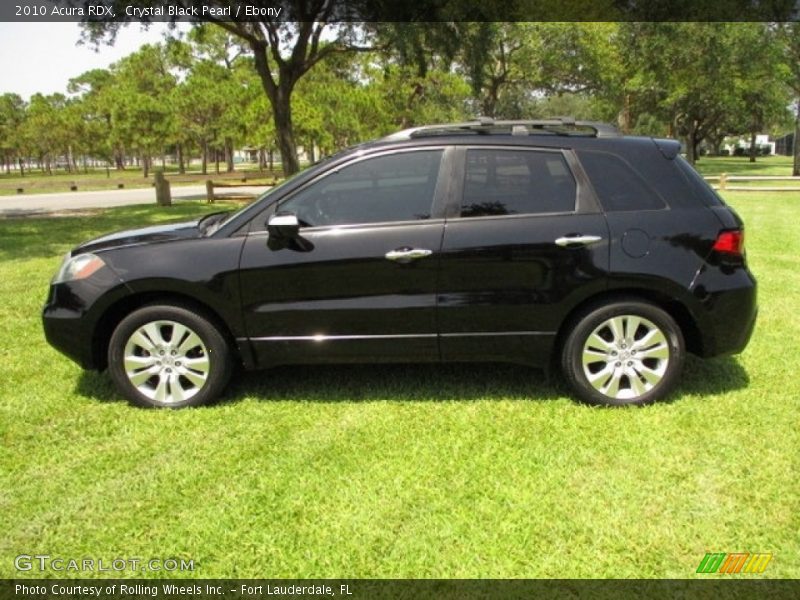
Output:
[{"xmin": 43, "ymin": 118, "xmax": 756, "ymax": 408}]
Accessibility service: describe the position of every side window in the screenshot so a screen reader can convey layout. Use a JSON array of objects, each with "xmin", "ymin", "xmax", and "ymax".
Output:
[
  {"xmin": 278, "ymin": 150, "xmax": 443, "ymax": 227},
  {"xmin": 577, "ymin": 151, "xmax": 666, "ymax": 211},
  {"xmin": 460, "ymin": 149, "xmax": 577, "ymax": 218}
]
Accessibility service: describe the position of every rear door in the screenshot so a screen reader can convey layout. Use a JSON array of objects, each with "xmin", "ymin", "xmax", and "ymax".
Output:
[{"xmin": 437, "ymin": 146, "xmax": 610, "ymax": 364}]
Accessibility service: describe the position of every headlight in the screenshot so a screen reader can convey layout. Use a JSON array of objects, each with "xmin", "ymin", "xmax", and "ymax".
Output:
[{"xmin": 52, "ymin": 253, "xmax": 106, "ymax": 284}]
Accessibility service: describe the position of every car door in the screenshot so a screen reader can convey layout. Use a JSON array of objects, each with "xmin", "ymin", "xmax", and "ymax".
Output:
[
  {"xmin": 238, "ymin": 147, "xmax": 452, "ymax": 367},
  {"xmin": 437, "ymin": 146, "xmax": 610, "ymax": 365}
]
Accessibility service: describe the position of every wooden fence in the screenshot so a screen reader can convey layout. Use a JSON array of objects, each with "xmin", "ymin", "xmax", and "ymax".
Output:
[
  {"xmin": 205, "ymin": 179, "xmax": 275, "ymax": 204},
  {"xmin": 704, "ymin": 174, "xmax": 800, "ymax": 192}
]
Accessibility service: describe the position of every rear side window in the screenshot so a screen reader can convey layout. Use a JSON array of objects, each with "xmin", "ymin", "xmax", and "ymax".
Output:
[
  {"xmin": 460, "ymin": 149, "xmax": 577, "ymax": 217},
  {"xmin": 578, "ymin": 151, "xmax": 666, "ymax": 212},
  {"xmin": 674, "ymin": 156, "xmax": 725, "ymax": 207}
]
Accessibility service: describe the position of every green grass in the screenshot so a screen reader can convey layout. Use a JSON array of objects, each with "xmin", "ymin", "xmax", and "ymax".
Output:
[
  {"xmin": 693, "ymin": 155, "xmax": 795, "ymax": 177},
  {"xmin": 0, "ymin": 195, "xmax": 798, "ymax": 579}
]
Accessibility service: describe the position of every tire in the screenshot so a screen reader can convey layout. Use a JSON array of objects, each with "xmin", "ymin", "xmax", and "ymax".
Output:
[
  {"xmin": 107, "ymin": 304, "xmax": 232, "ymax": 408},
  {"xmin": 561, "ymin": 300, "xmax": 685, "ymax": 407}
]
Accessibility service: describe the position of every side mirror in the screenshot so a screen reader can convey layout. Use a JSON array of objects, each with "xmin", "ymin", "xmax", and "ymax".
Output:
[{"xmin": 267, "ymin": 212, "xmax": 300, "ymax": 239}]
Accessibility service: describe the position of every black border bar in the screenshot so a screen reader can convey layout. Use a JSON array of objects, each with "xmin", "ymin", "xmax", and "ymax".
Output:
[
  {"xmin": 3, "ymin": 579, "xmax": 800, "ymax": 600},
  {"xmin": 2, "ymin": 0, "xmax": 800, "ymax": 22}
]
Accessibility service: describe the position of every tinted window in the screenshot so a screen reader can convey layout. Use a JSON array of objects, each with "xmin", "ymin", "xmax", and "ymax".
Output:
[
  {"xmin": 460, "ymin": 149, "xmax": 577, "ymax": 217},
  {"xmin": 279, "ymin": 150, "xmax": 443, "ymax": 227},
  {"xmin": 577, "ymin": 151, "xmax": 666, "ymax": 211},
  {"xmin": 674, "ymin": 156, "xmax": 725, "ymax": 207}
]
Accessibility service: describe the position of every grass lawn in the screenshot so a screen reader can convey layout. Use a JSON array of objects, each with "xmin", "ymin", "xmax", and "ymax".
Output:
[
  {"xmin": 693, "ymin": 154, "xmax": 795, "ymax": 177},
  {"xmin": 0, "ymin": 165, "xmax": 282, "ymax": 197},
  {"xmin": 0, "ymin": 194, "xmax": 797, "ymax": 579}
]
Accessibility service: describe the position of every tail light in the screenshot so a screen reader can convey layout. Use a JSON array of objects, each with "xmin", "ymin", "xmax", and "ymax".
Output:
[{"xmin": 713, "ymin": 229, "xmax": 744, "ymax": 256}]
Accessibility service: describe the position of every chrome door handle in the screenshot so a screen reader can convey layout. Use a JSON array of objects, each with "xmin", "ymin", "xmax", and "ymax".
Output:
[
  {"xmin": 555, "ymin": 235, "xmax": 603, "ymax": 247},
  {"xmin": 385, "ymin": 247, "xmax": 433, "ymax": 263}
]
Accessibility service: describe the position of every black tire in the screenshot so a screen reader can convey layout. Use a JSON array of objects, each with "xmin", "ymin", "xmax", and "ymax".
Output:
[
  {"xmin": 108, "ymin": 304, "xmax": 232, "ymax": 408},
  {"xmin": 561, "ymin": 300, "xmax": 685, "ymax": 407}
]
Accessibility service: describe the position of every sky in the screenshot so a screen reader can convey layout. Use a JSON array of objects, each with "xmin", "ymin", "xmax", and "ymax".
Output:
[{"xmin": 0, "ymin": 22, "xmax": 187, "ymax": 100}]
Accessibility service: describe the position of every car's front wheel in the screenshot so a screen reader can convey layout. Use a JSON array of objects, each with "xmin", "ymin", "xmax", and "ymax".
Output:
[
  {"xmin": 561, "ymin": 300, "xmax": 685, "ymax": 406},
  {"xmin": 108, "ymin": 304, "xmax": 232, "ymax": 408}
]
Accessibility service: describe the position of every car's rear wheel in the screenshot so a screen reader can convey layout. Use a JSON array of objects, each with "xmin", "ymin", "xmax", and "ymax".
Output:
[
  {"xmin": 561, "ymin": 300, "xmax": 684, "ymax": 406},
  {"xmin": 108, "ymin": 304, "xmax": 232, "ymax": 408}
]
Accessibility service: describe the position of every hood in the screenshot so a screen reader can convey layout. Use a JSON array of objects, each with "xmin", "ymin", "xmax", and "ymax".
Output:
[{"xmin": 72, "ymin": 220, "xmax": 201, "ymax": 255}]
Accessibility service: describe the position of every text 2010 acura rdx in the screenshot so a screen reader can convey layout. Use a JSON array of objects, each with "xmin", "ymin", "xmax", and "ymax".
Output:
[{"xmin": 43, "ymin": 119, "xmax": 756, "ymax": 408}]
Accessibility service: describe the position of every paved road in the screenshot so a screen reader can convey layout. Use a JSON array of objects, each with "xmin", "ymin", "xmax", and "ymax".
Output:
[{"xmin": 0, "ymin": 184, "xmax": 271, "ymax": 217}]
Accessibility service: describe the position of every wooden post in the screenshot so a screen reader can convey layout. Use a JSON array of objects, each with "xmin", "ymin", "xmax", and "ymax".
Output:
[
  {"xmin": 205, "ymin": 179, "xmax": 215, "ymax": 204},
  {"xmin": 719, "ymin": 173, "xmax": 727, "ymax": 191},
  {"xmin": 154, "ymin": 170, "xmax": 172, "ymax": 206}
]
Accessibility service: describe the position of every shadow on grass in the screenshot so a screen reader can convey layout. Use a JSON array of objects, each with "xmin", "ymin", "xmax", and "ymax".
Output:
[
  {"xmin": 676, "ymin": 354, "xmax": 750, "ymax": 397},
  {"xmin": 75, "ymin": 355, "xmax": 749, "ymax": 406}
]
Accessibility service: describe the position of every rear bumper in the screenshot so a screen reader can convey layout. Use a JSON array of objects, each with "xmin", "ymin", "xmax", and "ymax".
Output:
[{"xmin": 692, "ymin": 268, "xmax": 757, "ymax": 358}]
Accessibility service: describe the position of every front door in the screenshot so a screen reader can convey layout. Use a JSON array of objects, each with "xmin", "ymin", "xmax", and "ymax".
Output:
[{"xmin": 239, "ymin": 148, "xmax": 450, "ymax": 366}]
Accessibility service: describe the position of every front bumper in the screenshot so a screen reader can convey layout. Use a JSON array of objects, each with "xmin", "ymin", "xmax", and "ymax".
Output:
[{"xmin": 42, "ymin": 268, "xmax": 130, "ymax": 370}]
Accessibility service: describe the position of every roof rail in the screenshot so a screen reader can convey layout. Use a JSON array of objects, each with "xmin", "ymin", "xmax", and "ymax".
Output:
[{"xmin": 382, "ymin": 117, "xmax": 621, "ymax": 141}]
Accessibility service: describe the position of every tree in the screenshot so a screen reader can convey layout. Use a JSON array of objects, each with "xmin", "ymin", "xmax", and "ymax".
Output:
[
  {"xmin": 779, "ymin": 24, "xmax": 800, "ymax": 175},
  {"xmin": 619, "ymin": 23, "xmax": 746, "ymax": 165},
  {"xmin": 107, "ymin": 44, "xmax": 177, "ymax": 177},
  {"xmin": 21, "ymin": 93, "xmax": 74, "ymax": 174},
  {"xmin": 83, "ymin": 3, "xmax": 372, "ymax": 175},
  {"xmin": 0, "ymin": 93, "xmax": 27, "ymax": 175},
  {"xmin": 68, "ymin": 69, "xmax": 118, "ymax": 170},
  {"xmin": 729, "ymin": 24, "xmax": 790, "ymax": 163}
]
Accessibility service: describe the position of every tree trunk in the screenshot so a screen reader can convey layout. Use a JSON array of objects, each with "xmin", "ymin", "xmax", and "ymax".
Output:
[
  {"xmin": 273, "ymin": 90, "xmax": 298, "ymax": 175},
  {"xmin": 308, "ymin": 142, "xmax": 316, "ymax": 164},
  {"xmin": 259, "ymin": 148, "xmax": 265, "ymax": 172},
  {"xmin": 620, "ymin": 93, "xmax": 632, "ymax": 134},
  {"xmin": 4, "ymin": 154, "xmax": 9, "ymax": 174},
  {"xmin": 251, "ymin": 46, "xmax": 300, "ymax": 176},
  {"xmin": 18, "ymin": 157, "xmax": 25, "ymax": 177},
  {"xmin": 142, "ymin": 155, "xmax": 150, "ymax": 179},
  {"xmin": 685, "ymin": 134, "xmax": 696, "ymax": 165},
  {"xmin": 115, "ymin": 149, "xmax": 125, "ymax": 170},
  {"xmin": 225, "ymin": 139, "xmax": 234, "ymax": 172},
  {"xmin": 268, "ymin": 149, "xmax": 274, "ymax": 172},
  {"xmin": 214, "ymin": 148, "xmax": 220, "ymax": 174},
  {"xmin": 201, "ymin": 141, "xmax": 208, "ymax": 175},
  {"xmin": 793, "ymin": 104, "xmax": 800, "ymax": 177},
  {"xmin": 177, "ymin": 143, "xmax": 186, "ymax": 174},
  {"xmin": 749, "ymin": 130, "xmax": 757, "ymax": 163}
]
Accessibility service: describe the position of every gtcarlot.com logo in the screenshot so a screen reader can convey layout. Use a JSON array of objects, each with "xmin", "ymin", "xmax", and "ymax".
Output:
[{"xmin": 15, "ymin": 554, "xmax": 195, "ymax": 573}]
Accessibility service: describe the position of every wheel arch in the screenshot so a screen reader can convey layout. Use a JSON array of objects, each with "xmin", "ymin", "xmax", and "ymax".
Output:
[
  {"xmin": 552, "ymin": 288, "xmax": 704, "ymax": 370},
  {"xmin": 92, "ymin": 291, "xmax": 241, "ymax": 371}
]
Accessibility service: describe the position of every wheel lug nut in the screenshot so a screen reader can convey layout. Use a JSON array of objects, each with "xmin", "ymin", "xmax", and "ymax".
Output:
[
  {"xmin": 615, "ymin": 361, "xmax": 621, "ymax": 367},
  {"xmin": 627, "ymin": 361, "xmax": 632, "ymax": 366},
  {"xmin": 175, "ymin": 361, "xmax": 181, "ymax": 367},
  {"xmin": 611, "ymin": 351, "xmax": 618, "ymax": 356}
]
